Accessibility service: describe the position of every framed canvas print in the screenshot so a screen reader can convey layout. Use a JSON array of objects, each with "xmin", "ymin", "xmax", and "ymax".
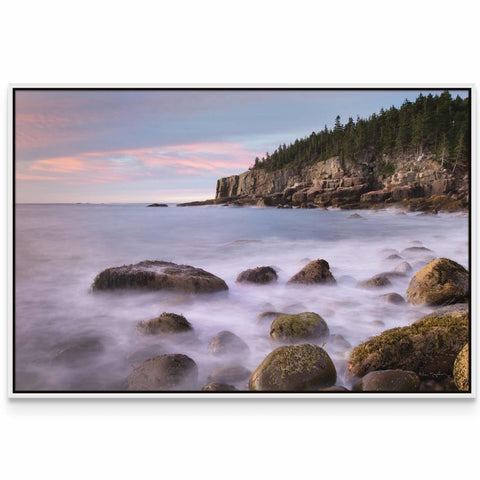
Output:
[{"xmin": 8, "ymin": 86, "xmax": 473, "ymax": 397}]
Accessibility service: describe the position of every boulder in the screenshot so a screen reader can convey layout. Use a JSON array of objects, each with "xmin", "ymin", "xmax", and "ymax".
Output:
[
  {"xmin": 236, "ymin": 266, "xmax": 278, "ymax": 284},
  {"xmin": 256, "ymin": 311, "xmax": 287, "ymax": 324},
  {"xmin": 401, "ymin": 246, "xmax": 433, "ymax": 256},
  {"xmin": 353, "ymin": 370, "xmax": 420, "ymax": 392},
  {"xmin": 200, "ymin": 382, "xmax": 238, "ymax": 392},
  {"xmin": 92, "ymin": 260, "xmax": 228, "ymax": 293},
  {"xmin": 394, "ymin": 261, "xmax": 412, "ymax": 275},
  {"xmin": 287, "ymin": 259, "xmax": 336, "ymax": 285},
  {"xmin": 406, "ymin": 258, "xmax": 469, "ymax": 306},
  {"xmin": 386, "ymin": 254, "xmax": 402, "ymax": 260},
  {"xmin": 380, "ymin": 293, "xmax": 406, "ymax": 305},
  {"xmin": 249, "ymin": 344, "xmax": 336, "ymax": 391},
  {"xmin": 127, "ymin": 354, "xmax": 198, "ymax": 390},
  {"xmin": 53, "ymin": 337, "xmax": 104, "ymax": 365},
  {"xmin": 270, "ymin": 312, "xmax": 329, "ymax": 343},
  {"xmin": 346, "ymin": 306, "xmax": 469, "ymax": 379},
  {"xmin": 348, "ymin": 213, "xmax": 363, "ymax": 219},
  {"xmin": 208, "ymin": 366, "xmax": 251, "ymax": 384},
  {"xmin": 453, "ymin": 344, "xmax": 469, "ymax": 392},
  {"xmin": 208, "ymin": 331, "xmax": 250, "ymax": 356},
  {"xmin": 358, "ymin": 275, "xmax": 391, "ymax": 289},
  {"xmin": 136, "ymin": 312, "xmax": 193, "ymax": 335}
]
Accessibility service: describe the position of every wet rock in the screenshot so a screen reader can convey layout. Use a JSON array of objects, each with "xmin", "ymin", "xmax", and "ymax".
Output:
[
  {"xmin": 381, "ymin": 293, "xmax": 406, "ymax": 305},
  {"xmin": 348, "ymin": 213, "xmax": 363, "ymax": 219},
  {"xmin": 453, "ymin": 344, "xmax": 469, "ymax": 392},
  {"xmin": 256, "ymin": 311, "xmax": 286, "ymax": 324},
  {"xmin": 147, "ymin": 203, "xmax": 168, "ymax": 207},
  {"xmin": 236, "ymin": 266, "xmax": 278, "ymax": 285},
  {"xmin": 346, "ymin": 306, "xmax": 469, "ymax": 379},
  {"xmin": 406, "ymin": 258, "xmax": 469, "ymax": 306},
  {"xmin": 319, "ymin": 385, "xmax": 350, "ymax": 392},
  {"xmin": 200, "ymin": 382, "xmax": 238, "ymax": 392},
  {"xmin": 126, "ymin": 344, "xmax": 164, "ymax": 366},
  {"xmin": 394, "ymin": 261, "xmax": 412, "ymax": 275},
  {"xmin": 249, "ymin": 344, "xmax": 336, "ymax": 391},
  {"xmin": 208, "ymin": 331, "xmax": 250, "ymax": 356},
  {"xmin": 401, "ymin": 246, "xmax": 433, "ymax": 256},
  {"xmin": 136, "ymin": 312, "xmax": 193, "ymax": 335},
  {"xmin": 127, "ymin": 354, "xmax": 198, "ymax": 391},
  {"xmin": 357, "ymin": 275, "xmax": 391, "ymax": 289},
  {"xmin": 208, "ymin": 366, "xmax": 251, "ymax": 384},
  {"xmin": 353, "ymin": 370, "xmax": 420, "ymax": 392},
  {"xmin": 92, "ymin": 260, "xmax": 228, "ymax": 294},
  {"xmin": 270, "ymin": 312, "xmax": 329, "ymax": 343},
  {"xmin": 287, "ymin": 259, "xmax": 336, "ymax": 285},
  {"xmin": 53, "ymin": 337, "xmax": 104, "ymax": 365},
  {"xmin": 419, "ymin": 377, "xmax": 459, "ymax": 393},
  {"xmin": 327, "ymin": 334, "xmax": 352, "ymax": 351},
  {"xmin": 386, "ymin": 254, "xmax": 402, "ymax": 260}
]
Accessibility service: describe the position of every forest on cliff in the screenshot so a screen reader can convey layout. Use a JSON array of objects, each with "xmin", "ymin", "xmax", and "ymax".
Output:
[{"xmin": 251, "ymin": 91, "xmax": 470, "ymax": 174}]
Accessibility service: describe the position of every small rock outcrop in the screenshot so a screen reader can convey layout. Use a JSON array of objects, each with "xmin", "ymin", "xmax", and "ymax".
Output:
[
  {"xmin": 353, "ymin": 370, "xmax": 420, "ymax": 392},
  {"xmin": 127, "ymin": 354, "xmax": 198, "ymax": 391},
  {"xmin": 236, "ymin": 266, "xmax": 278, "ymax": 284},
  {"xmin": 256, "ymin": 311, "xmax": 287, "ymax": 324},
  {"xmin": 249, "ymin": 344, "xmax": 336, "ymax": 391},
  {"xmin": 394, "ymin": 261, "xmax": 412, "ymax": 275},
  {"xmin": 269, "ymin": 312, "xmax": 329, "ymax": 343},
  {"xmin": 358, "ymin": 275, "xmax": 391, "ymax": 289},
  {"xmin": 208, "ymin": 331, "xmax": 250, "ymax": 356},
  {"xmin": 406, "ymin": 258, "xmax": 469, "ymax": 306},
  {"xmin": 453, "ymin": 344, "xmax": 469, "ymax": 392},
  {"xmin": 380, "ymin": 293, "xmax": 406, "ymax": 305},
  {"xmin": 346, "ymin": 306, "xmax": 469, "ymax": 379},
  {"xmin": 92, "ymin": 260, "xmax": 228, "ymax": 294},
  {"xmin": 147, "ymin": 203, "xmax": 168, "ymax": 207},
  {"xmin": 287, "ymin": 259, "xmax": 336, "ymax": 285},
  {"xmin": 200, "ymin": 382, "xmax": 238, "ymax": 392},
  {"xmin": 136, "ymin": 312, "xmax": 193, "ymax": 335}
]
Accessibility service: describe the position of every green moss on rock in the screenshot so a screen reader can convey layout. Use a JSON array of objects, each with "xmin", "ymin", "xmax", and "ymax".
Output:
[
  {"xmin": 407, "ymin": 258, "xmax": 469, "ymax": 306},
  {"xmin": 136, "ymin": 312, "xmax": 193, "ymax": 335},
  {"xmin": 270, "ymin": 312, "xmax": 329, "ymax": 343},
  {"xmin": 347, "ymin": 307, "xmax": 469, "ymax": 379},
  {"xmin": 249, "ymin": 343, "xmax": 336, "ymax": 391},
  {"xmin": 353, "ymin": 369, "xmax": 420, "ymax": 392}
]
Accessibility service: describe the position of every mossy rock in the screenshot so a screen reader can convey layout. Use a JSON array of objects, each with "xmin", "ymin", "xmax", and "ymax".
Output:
[
  {"xmin": 92, "ymin": 260, "xmax": 228, "ymax": 293},
  {"xmin": 346, "ymin": 306, "xmax": 469, "ymax": 379},
  {"xmin": 236, "ymin": 266, "xmax": 278, "ymax": 284},
  {"xmin": 249, "ymin": 344, "xmax": 336, "ymax": 391},
  {"xmin": 270, "ymin": 312, "xmax": 329, "ymax": 343},
  {"xmin": 136, "ymin": 312, "xmax": 193, "ymax": 335},
  {"xmin": 453, "ymin": 343, "xmax": 469, "ymax": 392},
  {"xmin": 353, "ymin": 369, "xmax": 420, "ymax": 392},
  {"xmin": 208, "ymin": 331, "xmax": 250, "ymax": 356},
  {"xmin": 406, "ymin": 258, "xmax": 469, "ymax": 306},
  {"xmin": 358, "ymin": 275, "xmax": 391, "ymax": 289},
  {"xmin": 127, "ymin": 354, "xmax": 198, "ymax": 391},
  {"xmin": 287, "ymin": 259, "xmax": 336, "ymax": 285},
  {"xmin": 200, "ymin": 382, "xmax": 238, "ymax": 392}
]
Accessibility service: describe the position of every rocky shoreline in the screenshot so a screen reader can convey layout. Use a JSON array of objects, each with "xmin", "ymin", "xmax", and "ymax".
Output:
[{"xmin": 87, "ymin": 254, "xmax": 470, "ymax": 393}]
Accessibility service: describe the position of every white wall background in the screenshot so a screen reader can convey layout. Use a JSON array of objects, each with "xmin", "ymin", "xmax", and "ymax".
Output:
[{"xmin": 1, "ymin": 1, "xmax": 478, "ymax": 479}]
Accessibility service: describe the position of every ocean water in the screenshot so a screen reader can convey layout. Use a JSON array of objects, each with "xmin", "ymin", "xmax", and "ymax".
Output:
[{"xmin": 14, "ymin": 203, "xmax": 469, "ymax": 391}]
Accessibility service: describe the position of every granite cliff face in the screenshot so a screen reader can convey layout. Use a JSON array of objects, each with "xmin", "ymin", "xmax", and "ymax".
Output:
[{"xmin": 212, "ymin": 152, "xmax": 468, "ymax": 211}]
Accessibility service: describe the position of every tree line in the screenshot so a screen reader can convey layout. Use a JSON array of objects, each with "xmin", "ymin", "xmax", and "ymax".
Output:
[{"xmin": 250, "ymin": 91, "xmax": 470, "ymax": 174}]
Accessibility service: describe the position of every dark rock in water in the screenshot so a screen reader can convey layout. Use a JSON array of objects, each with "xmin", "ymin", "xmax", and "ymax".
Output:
[
  {"xmin": 200, "ymin": 382, "xmax": 238, "ymax": 392},
  {"xmin": 256, "ymin": 311, "xmax": 287, "ymax": 324},
  {"xmin": 386, "ymin": 254, "xmax": 402, "ymax": 260},
  {"xmin": 249, "ymin": 344, "xmax": 336, "ymax": 391},
  {"xmin": 176, "ymin": 199, "xmax": 215, "ymax": 207},
  {"xmin": 394, "ymin": 261, "xmax": 412, "ymax": 275},
  {"xmin": 208, "ymin": 366, "xmax": 251, "ymax": 384},
  {"xmin": 376, "ymin": 271, "xmax": 408, "ymax": 279},
  {"xmin": 270, "ymin": 312, "xmax": 329, "ymax": 343},
  {"xmin": 381, "ymin": 292, "xmax": 406, "ymax": 305},
  {"xmin": 53, "ymin": 337, "xmax": 104, "ymax": 365},
  {"xmin": 348, "ymin": 213, "xmax": 363, "ymax": 219},
  {"xmin": 236, "ymin": 266, "xmax": 278, "ymax": 285},
  {"xmin": 147, "ymin": 203, "xmax": 168, "ymax": 207},
  {"xmin": 357, "ymin": 275, "xmax": 391, "ymax": 288},
  {"xmin": 287, "ymin": 259, "xmax": 336, "ymax": 285},
  {"xmin": 353, "ymin": 370, "xmax": 420, "ymax": 392},
  {"xmin": 407, "ymin": 258, "xmax": 469, "ymax": 306},
  {"xmin": 208, "ymin": 331, "xmax": 250, "ymax": 356},
  {"xmin": 327, "ymin": 334, "xmax": 352, "ymax": 351},
  {"xmin": 92, "ymin": 260, "xmax": 228, "ymax": 294},
  {"xmin": 346, "ymin": 306, "xmax": 469, "ymax": 379},
  {"xmin": 319, "ymin": 385, "xmax": 350, "ymax": 392},
  {"xmin": 401, "ymin": 246, "xmax": 433, "ymax": 256},
  {"xmin": 136, "ymin": 312, "xmax": 193, "ymax": 335},
  {"xmin": 126, "ymin": 345, "xmax": 164, "ymax": 366},
  {"xmin": 453, "ymin": 343, "xmax": 469, "ymax": 392},
  {"xmin": 419, "ymin": 376, "xmax": 459, "ymax": 392},
  {"xmin": 127, "ymin": 354, "xmax": 198, "ymax": 391}
]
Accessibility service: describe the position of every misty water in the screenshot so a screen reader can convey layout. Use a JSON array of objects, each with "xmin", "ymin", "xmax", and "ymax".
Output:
[{"xmin": 15, "ymin": 204, "xmax": 469, "ymax": 391}]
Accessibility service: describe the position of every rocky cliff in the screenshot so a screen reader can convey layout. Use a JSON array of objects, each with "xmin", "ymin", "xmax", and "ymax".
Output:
[{"xmin": 212, "ymin": 151, "xmax": 468, "ymax": 211}]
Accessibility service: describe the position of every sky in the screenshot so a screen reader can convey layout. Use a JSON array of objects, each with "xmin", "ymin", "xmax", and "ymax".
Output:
[{"xmin": 15, "ymin": 88, "xmax": 469, "ymax": 203}]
